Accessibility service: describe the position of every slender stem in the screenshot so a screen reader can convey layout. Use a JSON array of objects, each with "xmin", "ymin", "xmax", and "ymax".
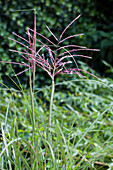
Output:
[
  {"xmin": 29, "ymin": 68, "xmax": 35, "ymax": 134},
  {"xmin": 33, "ymin": 9, "xmax": 36, "ymax": 93},
  {"xmin": 49, "ymin": 56, "xmax": 56, "ymax": 133},
  {"xmin": 29, "ymin": 67, "xmax": 36, "ymax": 168},
  {"xmin": 49, "ymin": 76, "xmax": 55, "ymax": 129},
  {"xmin": 31, "ymin": 10, "xmax": 38, "ymax": 169},
  {"xmin": 33, "ymin": 11, "xmax": 38, "ymax": 168}
]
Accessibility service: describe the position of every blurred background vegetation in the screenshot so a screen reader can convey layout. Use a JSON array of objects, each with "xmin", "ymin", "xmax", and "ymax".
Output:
[{"xmin": 0, "ymin": 0, "xmax": 113, "ymax": 88}]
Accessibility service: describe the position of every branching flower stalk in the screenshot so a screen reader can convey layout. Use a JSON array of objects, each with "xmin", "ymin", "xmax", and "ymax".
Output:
[
  {"xmin": 28, "ymin": 10, "xmax": 38, "ymax": 166},
  {"xmin": 0, "ymin": 14, "xmax": 101, "ymax": 136},
  {"xmin": 30, "ymin": 10, "xmax": 36, "ymax": 139}
]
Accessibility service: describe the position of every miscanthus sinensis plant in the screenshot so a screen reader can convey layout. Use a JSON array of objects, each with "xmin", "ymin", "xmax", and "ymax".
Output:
[
  {"xmin": 0, "ymin": 13, "xmax": 101, "ymax": 138},
  {"xmin": 1, "ymin": 11, "xmax": 107, "ymax": 169}
]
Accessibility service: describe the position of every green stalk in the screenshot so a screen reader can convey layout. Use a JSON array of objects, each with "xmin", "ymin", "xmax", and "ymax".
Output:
[
  {"xmin": 29, "ymin": 10, "xmax": 38, "ymax": 169},
  {"xmin": 49, "ymin": 75, "xmax": 55, "ymax": 129},
  {"xmin": 49, "ymin": 55, "xmax": 56, "ymax": 136},
  {"xmin": 33, "ymin": 11, "xmax": 38, "ymax": 170},
  {"xmin": 29, "ymin": 67, "xmax": 36, "ymax": 168},
  {"xmin": 29, "ymin": 68, "xmax": 35, "ymax": 136}
]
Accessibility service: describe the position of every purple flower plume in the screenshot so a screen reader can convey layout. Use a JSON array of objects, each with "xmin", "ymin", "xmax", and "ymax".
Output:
[{"xmin": 1, "ymin": 14, "xmax": 101, "ymax": 81}]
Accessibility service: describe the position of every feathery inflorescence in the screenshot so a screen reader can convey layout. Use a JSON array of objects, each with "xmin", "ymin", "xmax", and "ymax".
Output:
[{"xmin": 0, "ymin": 15, "xmax": 101, "ymax": 81}]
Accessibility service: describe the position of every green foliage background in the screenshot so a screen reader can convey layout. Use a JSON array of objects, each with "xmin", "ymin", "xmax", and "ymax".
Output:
[{"xmin": 1, "ymin": 0, "xmax": 113, "ymax": 87}]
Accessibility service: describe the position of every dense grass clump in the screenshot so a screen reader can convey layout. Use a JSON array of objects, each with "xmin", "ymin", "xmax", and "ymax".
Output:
[{"xmin": 1, "ymin": 71, "xmax": 113, "ymax": 169}]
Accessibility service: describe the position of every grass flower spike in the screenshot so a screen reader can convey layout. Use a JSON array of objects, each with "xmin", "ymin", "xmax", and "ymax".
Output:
[{"xmin": 0, "ymin": 14, "xmax": 101, "ymax": 130}]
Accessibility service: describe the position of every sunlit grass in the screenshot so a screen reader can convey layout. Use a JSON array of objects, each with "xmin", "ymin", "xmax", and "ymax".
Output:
[{"xmin": 0, "ymin": 69, "xmax": 113, "ymax": 169}]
